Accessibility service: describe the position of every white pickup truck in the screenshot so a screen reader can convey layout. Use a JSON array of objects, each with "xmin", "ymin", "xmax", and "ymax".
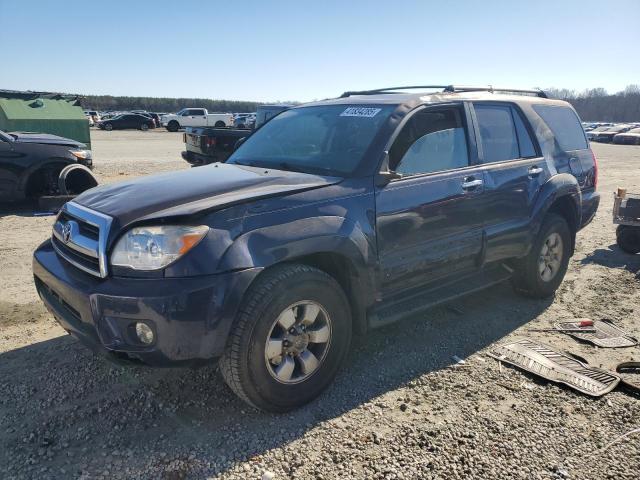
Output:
[{"xmin": 161, "ymin": 108, "xmax": 234, "ymax": 132}]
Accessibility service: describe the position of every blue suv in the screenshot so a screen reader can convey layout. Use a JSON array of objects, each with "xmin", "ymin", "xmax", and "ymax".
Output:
[{"xmin": 33, "ymin": 85, "xmax": 599, "ymax": 411}]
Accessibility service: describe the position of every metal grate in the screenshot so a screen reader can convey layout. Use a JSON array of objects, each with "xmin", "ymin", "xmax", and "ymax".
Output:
[
  {"xmin": 554, "ymin": 320, "xmax": 638, "ymax": 348},
  {"xmin": 489, "ymin": 339, "xmax": 620, "ymax": 397}
]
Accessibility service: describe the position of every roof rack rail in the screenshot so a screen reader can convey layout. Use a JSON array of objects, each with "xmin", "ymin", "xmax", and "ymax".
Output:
[{"xmin": 339, "ymin": 85, "xmax": 548, "ymax": 99}]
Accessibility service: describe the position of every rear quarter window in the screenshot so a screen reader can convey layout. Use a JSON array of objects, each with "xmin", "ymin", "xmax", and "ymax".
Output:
[{"xmin": 533, "ymin": 105, "xmax": 588, "ymax": 151}]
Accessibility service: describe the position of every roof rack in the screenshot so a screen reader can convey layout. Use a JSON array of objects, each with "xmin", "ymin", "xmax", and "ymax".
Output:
[{"xmin": 339, "ymin": 85, "xmax": 548, "ymax": 99}]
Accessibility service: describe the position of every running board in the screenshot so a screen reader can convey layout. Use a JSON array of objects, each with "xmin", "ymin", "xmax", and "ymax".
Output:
[{"xmin": 368, "ymin": 266, "xmax": 512, "ymax": 329}]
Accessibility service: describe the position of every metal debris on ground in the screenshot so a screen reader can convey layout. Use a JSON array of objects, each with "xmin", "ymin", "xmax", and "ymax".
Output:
[
  {"xmin": 553, "ymin": 319, "xmax": 638, "ymax": 348},
  {"xmin": 616, "ymin": 362, "xmax": 640, "ymax": 393},
  {"xmin": 488, "ymin": 339, "xmax": 620, "ymax": 397}
]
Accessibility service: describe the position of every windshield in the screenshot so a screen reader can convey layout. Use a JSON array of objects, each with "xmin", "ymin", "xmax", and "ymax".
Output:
[{"xmin": 228, "ymin": 104, "xmax": 395, "ymax": 176}]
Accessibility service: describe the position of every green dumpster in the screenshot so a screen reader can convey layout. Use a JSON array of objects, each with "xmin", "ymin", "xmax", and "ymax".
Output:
[{"xmin": 0, "ymin": 90, "xmax": 91, "ymax": 150}]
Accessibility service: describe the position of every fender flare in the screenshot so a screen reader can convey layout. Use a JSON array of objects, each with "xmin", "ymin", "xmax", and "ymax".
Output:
[
  {"xmin": 530, "ymin": 173, "xmax": 581, "ymax": 248},
  {"xmin": 217, "ymin": 215, "xmax": 378, "ymax": 320}
]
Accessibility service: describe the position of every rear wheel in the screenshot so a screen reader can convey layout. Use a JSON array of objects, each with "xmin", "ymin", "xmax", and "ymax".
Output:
[
  {"xmin": 512, "ymin": 213, "xmax": 571, "ymax": 298},
  {"xmin": 220, "ymin": 264, "xmax": 352, "ymax": 412},
  {"xmin": 214, "ymin": 121, "xmax": 226, "ymax": 127},
  {"xmin": 141, "ymin": 123, "xmax": 149, "ymax": 131},
  {"xmin": 617, "ymin": 225, "xmax": 640, "ymax": 254},
  {"xmin": 167, "ymin": 121, "xmax": 179, "ymax": 132}
]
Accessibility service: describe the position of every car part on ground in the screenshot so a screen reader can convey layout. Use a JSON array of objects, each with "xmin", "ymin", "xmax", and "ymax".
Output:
[
  {"xmin": 488, "ymin": 339, "xmax": 620, "ymax": 397},
  {"xmin": 553, "ymin": 319, "xmax": 638, "ymax": 348},
  {"xmin": 57, "ymin": 164, "xmax": 98, "ymax": 196},
  {"xmin": 615, "ymin": 362, "xmax": 640, "ymax": 394}
]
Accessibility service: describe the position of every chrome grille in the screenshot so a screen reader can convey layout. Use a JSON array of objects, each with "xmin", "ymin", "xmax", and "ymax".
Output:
[{"xmin": 52, "ymin": 202, "xmax": 112, "ymax": 277}]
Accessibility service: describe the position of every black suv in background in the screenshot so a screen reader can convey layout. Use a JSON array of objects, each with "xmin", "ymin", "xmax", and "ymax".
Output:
[
  {"xmin": 0, "ymin": 129, "xmax": 93, "ymax": 201},
  {"xmin": 33, "ymin": 85, "xmax": 599, "ymax": 412}
]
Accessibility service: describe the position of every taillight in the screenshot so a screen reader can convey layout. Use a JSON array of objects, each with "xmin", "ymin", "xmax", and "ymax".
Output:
[{"xmin": 591, "ymin": 150, "xmax": 598, "ymax": 190}]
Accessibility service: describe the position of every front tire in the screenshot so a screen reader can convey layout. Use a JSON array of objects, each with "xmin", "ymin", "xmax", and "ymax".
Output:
[
  {"xmin": 220, "ymin": 264, "xmax": 352, "ymax": 412},
  {"xmin": 617, "ymin": 225, "xmax": 640, "ymax": 254},
  {"xmin": 512, "ymin": 213, "xmax": 571, "ymax": 298},
  {"xmin": 105, "ymin": 123, "xmax": 113, "ymax": 131}
]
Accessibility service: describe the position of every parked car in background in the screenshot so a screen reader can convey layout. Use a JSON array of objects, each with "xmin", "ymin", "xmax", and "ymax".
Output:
[
  {"xmin": 254, "ymin": 104, "xmax": 291, "ymax": 129},
  {"xmin": 182, "ymin": 126, "xmax": 252, "ymax": 165},
  {"xmin": 613, "ymin": 127, "xmax": 640, "ymax": 145},
  {"xmin": 233, "ymin": 113, "xmax": 254, "ymax": 129},
  {"xmin": 34, "ymin": 85, "xmax": 599, "ymax": 412},
  {"xmin": 84, "ymin": 111, "xmax": 101, "ymax": 123},
  {"xmin": 589, "ymin": 124, "xmax": 634, "ymax": 143},
  {"xmin": 161, "ymin": 109, "xmax": 233, "ymax": 132},
  {"xmin": 0, "ymin": 129, "xmax": 95, "ymax": 201},
  {"xmin": 97, "ymin": 113, "xmax": 156, "ymax": 131}
]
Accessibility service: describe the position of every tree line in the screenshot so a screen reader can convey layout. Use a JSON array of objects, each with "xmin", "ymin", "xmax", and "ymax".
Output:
[
  {"xmin": 546, "ymin": 85, "xmax": 640, "ymax": 122},
  {"xmin": 80, "ymin": 95, "xmax": 262, "ymax": 114},
  {"xmin": 80, "ymin": 85, "xmax": 640, "ymax": 122}
]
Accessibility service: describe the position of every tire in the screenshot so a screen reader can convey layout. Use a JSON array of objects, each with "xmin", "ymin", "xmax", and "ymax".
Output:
[
  {"xmin": 166, "ymin": 121, "xmax": 179, "ymax": 132},
  {"xmin": 105, "ymin": 123, "xmax": 113, "ymax": 131},
  {"xmin": 512, "ymin": 213, "xmax": 572, "ymax": 298},
  {"xmin": 214, "ymin": 121, "xmax": 226, "ymax": 128},
  {"xmin": 220, "ymin": 264, "xmax": 352, "ymax": 412},
  {"xmin": 616, "ymin": 225, "xmax": 640, "ymax": 254},
  {"xmin": 141, "ymin": 123, "xmax": 149, "ymax": 131}
]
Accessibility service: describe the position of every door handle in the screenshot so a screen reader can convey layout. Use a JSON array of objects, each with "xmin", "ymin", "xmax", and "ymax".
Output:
[
  {"xmin": 461, "ymin": 178, "xmax": 483, "ymax": 190},
  {"xmin": 528, "ymin": 166, "xmax": 544, "ymax": 176}
]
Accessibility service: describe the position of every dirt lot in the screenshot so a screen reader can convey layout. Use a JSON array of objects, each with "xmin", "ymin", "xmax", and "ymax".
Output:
[{"xmin": 0, "ymin": 130, "xmax": 639, "ymax": 480}]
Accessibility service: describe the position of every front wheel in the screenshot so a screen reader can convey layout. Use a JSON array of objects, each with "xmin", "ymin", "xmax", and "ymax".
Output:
[
  {"xmin": 512, "ymin": 213, "xmax": 571, "ymax": 298},
  {"xmin": 220, "ymin": 264, "xmax": 352, "ymax": 412},
  {"xmin": 105, "ymin": 123, "xmax": 113, "ymax": 131},
  {"xmin": 166, "ymin": 121, "xmax": 179, "ymax": 132},
  {"xmin": 617, "ymin": 225, "xmax": 640, "ymax": 254},
  {"xmin": 140, "ymin": 123, "xmax": 149, "ymax": 131}
]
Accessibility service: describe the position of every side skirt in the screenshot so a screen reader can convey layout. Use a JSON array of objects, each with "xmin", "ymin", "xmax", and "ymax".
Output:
[{"xmin": 368, "ymin": 265, "xmax": 512, "ymax": 329}]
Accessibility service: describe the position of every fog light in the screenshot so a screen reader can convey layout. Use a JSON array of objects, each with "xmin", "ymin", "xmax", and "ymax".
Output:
[{"xmin": 135, "ymin": 322, "xmax": 154, "ymax": 345}]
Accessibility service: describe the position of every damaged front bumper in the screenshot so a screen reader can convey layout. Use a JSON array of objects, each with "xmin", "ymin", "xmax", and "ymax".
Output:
[{"xmin": 33, "ymin": 239, "xmax": 260, "ymax": 366}]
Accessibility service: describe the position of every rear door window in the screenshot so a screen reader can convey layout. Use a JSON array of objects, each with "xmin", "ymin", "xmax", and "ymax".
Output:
[
  {"xmin": 533, "ymin": 105, "xmax": 588, "ymax": 151},
  {"xmin": 474, "ymin": 105, "xmax": 519, "ymax": 162},
  {"xmin": 475, "ymin": 104, "xmax": 539, "ymax": 162},
  {"xmin": 390, "ymin": 107, "xmax": 470, "ymax": 176}
]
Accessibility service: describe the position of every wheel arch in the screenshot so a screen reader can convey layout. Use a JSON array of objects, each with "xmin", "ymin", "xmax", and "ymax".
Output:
[
  {"xmin": 219, "ymin": 216, "xmax": 377, "ymax": 335},
  {"xmin": 21, "ymin": 158, "xmax": 74, "ymax": 197},
  {"xmin": 531, "ymin": 173, "xmax": 581, "ymax": 255}
]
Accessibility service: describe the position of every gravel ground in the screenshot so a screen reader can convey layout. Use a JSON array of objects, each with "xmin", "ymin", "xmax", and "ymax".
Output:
[{"xmin": 0, "ymin": 131, "xmax": 639, "ymax": 479}]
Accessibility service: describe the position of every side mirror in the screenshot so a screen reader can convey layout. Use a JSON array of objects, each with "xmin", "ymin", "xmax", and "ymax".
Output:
[{"xmin": 234, "ymin": 137, "xmax": 247, "ymax": 151}]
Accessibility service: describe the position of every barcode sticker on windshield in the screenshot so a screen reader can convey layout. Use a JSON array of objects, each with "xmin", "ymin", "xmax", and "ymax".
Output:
[{"xmin": 340, "ymin": 107, "xmax": 382, "ymax": 118}]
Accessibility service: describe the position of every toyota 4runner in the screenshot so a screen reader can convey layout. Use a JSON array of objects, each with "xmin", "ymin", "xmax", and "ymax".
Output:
[{"xmin": 33, "ymin": 85, "xmax": 600, "ymax": 412}]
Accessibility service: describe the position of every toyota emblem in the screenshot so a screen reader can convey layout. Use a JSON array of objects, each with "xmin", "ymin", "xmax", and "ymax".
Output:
[{"xmin": 61, "ymin": 222, "xmax": 72, "ymax": 243}]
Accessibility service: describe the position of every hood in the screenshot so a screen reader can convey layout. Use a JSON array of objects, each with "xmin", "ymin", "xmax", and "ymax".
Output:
[
  {"xmin": 74, "ymin": 162, "xmax": 341, "ymax": 227},
  {"xmin": 10, "ymin": 131, "xmax": 85, "ymax": 148}
]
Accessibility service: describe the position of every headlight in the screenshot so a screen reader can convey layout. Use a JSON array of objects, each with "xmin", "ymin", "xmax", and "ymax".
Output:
[
  {"xmin": 70, "ymin": 149, "xmax": 92, "ymax": 160},
  {"xmin": 110, "ymin": 225, "xmax": 209, "ymax": 270}
]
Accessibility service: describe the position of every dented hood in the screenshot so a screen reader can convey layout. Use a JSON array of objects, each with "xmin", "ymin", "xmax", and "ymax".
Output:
[{"xmin": 74, "ymin": 163, "xmax": 341, "ymax": 228}]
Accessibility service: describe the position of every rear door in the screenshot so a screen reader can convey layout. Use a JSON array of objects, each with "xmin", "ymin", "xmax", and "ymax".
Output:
[
  {"xmin": 471, "ymin": 102, "xmax": 546, "ymax": 263},
  {"xmin": 375, "ymin": 103, "xmax": 487, "ymax": 297}
]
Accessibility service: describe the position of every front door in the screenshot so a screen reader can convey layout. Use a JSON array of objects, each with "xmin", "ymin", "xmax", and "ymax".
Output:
[{"xmin": 375, "ymin": 104, "xmax": 487, "ymax": 298}]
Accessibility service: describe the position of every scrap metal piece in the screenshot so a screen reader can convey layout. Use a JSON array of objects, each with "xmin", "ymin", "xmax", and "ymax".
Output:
[
  {"xmin": 488, "ymin": 339, "xmax": 620, "ymax": 397},
  {"xmin": 616, "ymin": 362, "xmax": 640, "ymax": 393},
  {"xmin": 553, "ymin": 319, "xmax": 638, "ymax": 348}
]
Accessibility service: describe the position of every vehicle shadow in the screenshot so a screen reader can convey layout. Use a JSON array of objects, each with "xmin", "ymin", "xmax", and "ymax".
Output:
[
  {"xmin": 0, "ymin": 282, "xmax": 552, "ymax": 478},
  {"xmin": 0, "ymin": 200, "xmax": 57, "ymax": 218},
  {"xmin": 580, "ymin": 243, "xmax": 640, "ymax": 277}
]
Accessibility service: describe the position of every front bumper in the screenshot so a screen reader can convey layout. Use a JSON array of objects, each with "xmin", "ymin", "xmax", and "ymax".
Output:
[{"xmin": 33, "ymin": 240, "xmax": 260, "ymax": 366}]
